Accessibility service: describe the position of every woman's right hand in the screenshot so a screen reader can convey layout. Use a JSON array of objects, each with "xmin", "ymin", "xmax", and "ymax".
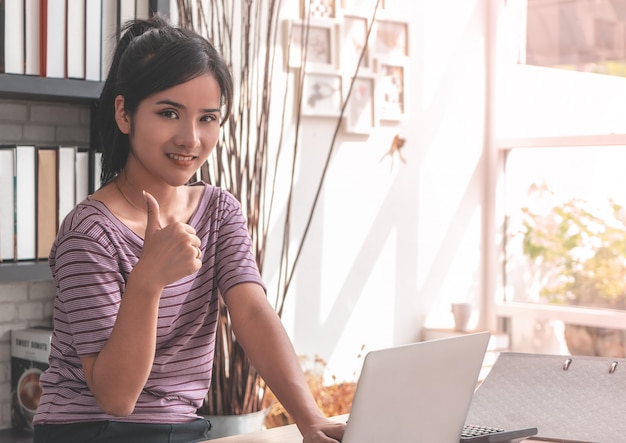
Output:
[{"xmin": 138, "ymin": 191, "xmax": 202, "ymax": 288}]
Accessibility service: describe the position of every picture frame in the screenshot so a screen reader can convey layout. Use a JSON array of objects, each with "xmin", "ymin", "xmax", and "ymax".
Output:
[
  {"xmin": 284, "ymin": 19, "xmax": 337, "ymax": 70},
  {"xmin": 301, "ymin": 0, "xmax": 337, "ymax": 19},
  {"xmin": 340, "ymin": 15, "xmax": 371, "ymax": 73},
  {"xmin": 300, "ymin": 72, "xmax": 344, "ymax": 117},
  {"xmin": 376, "ymin": 61, "xmax": 404, "ymax": 120},
  {"xmin": 374, "ymin": 19, "xmax": 408, "ymax": 58},
  {"xmin": 344, "ymin": 75, "xmax": 376, "ymax": 134}
]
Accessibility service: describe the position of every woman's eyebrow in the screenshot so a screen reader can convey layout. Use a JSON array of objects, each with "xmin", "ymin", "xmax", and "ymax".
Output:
[{"xmin": 156, "ymin": 99, "xmax": 221, "ymax": 113}]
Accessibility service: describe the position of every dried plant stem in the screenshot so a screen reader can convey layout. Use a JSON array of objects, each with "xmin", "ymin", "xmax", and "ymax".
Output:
[{"xmin": 176, "ymin": 0, "xmax": 379, "ymax": 415}]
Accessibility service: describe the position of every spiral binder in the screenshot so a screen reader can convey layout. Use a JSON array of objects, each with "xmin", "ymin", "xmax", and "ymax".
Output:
[{"xmin": 465, "ymin": 352, "xmax": 626, "ymax": 442}]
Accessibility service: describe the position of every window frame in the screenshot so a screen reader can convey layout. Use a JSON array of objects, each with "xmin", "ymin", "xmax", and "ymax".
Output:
[{"xmin": 487, "ymin": 0, "xmax": 626, "ymax": 337}]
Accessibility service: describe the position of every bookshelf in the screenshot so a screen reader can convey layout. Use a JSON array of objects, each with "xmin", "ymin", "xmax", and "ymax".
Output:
[
  {"xmin": 0, "ymin": 74, "xmax": 103, "ymax": 103},
  {"xmin": 0, "ymin": 1, "xmax": 171, "ymax": 284},
  {"xmin": 0, "ymin": 75, "xmax": 101, "ymax": 282}
]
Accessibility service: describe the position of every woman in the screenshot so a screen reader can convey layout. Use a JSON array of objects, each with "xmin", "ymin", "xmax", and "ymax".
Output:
[{"xmin": 33, "ymin": 15, "xmax": 345, "ymax": 443}]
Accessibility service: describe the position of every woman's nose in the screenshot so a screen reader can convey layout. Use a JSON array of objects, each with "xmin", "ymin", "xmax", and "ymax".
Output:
[{"xmin": 174, "ymin": 120, "xmax": 201, "ymax": 148}]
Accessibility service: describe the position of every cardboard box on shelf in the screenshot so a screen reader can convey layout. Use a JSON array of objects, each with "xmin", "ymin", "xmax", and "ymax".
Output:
[{"xmin": 11, "ymin": 328, "xmax": 52, "ymax": 431}]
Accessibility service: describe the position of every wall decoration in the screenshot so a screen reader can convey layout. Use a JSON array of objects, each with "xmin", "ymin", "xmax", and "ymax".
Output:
[
  {"xmin": 302, "ymin": 0, "xmax": 336, "ymax": 18},
  {"xmin": 377, "ymin": 62, "xmax": 404, "ymax": 120},
  {"xmin": 374, "ymin": 20, "xmax": 408, "ymax": 58},
  {"xmin": 301, "ymin": 72, "xmax": 343, "ymax": 117},
  {"xmin": 344, "ymin": 75, "xmax": 376, "ymax": 134},
  {"xmin": 284, "ymin": 19, "xmax": 337, "ymax": 70},
  {"xmin": 340, "ymin": 15, "xmax": 370, "ymax": 72}
]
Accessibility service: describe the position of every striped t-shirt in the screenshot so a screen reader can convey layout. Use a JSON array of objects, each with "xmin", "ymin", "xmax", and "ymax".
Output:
[{"xmin": 34, "ymin": 182, "xmax": 265, "ymax": 425}]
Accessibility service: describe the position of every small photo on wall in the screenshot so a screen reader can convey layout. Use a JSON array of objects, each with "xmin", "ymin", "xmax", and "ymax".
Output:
[
  {"xmin": 377, "ymin": 62, "xmax": 404, "ymax": 120},
  {"xmin": 345, "ymin": 76, "xmax": 376, "ymax": 134},
  {"xmin": 302, "ymin": 0, "xmax": 336, "ymax": 18},
  {"xmin": 374, "ymin": 20, "xmax": 408, "ymax": 58},
  {"xmin": 284, "ymin": 19, "xmax": 336, "ymax": 70},
  {"xmin": 340, "ymin": 15, "xmax": 371, "ymax": 72},
  {"xmin": 301, "ymin": 72, "xmax": 343, "ymax": 117}
]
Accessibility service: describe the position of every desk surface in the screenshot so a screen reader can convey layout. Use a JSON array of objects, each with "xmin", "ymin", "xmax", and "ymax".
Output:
[{"xmin": 203, "ymin": 416, "xmax": 545, "ymax": 443}]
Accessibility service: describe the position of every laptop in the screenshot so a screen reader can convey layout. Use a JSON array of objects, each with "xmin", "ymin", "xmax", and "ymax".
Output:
[{"xmin": 342, "ymin": 332, "xmax": 537, "ymax": 443}]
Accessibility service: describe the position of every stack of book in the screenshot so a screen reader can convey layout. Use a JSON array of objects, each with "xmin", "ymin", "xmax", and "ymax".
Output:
[
  {"xmin": 0, "ymin": 144, "xmax": 101, "ymax": 263},
  {"xmin": 1, "ymin": 0, "xmax": 151, "ymax": 81}
]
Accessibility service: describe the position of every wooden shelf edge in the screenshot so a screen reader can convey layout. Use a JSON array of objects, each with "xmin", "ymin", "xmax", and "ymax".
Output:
[
  {"xmin": 0, "ymin": 74, "xmax": 103, "ymax": 103},
  {"xmin": 0, "ymin": 261, "xmax": 52, "ymax": 282}
]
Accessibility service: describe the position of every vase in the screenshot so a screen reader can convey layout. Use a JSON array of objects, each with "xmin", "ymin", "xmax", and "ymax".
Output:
[
  {"xmin": 203, "ymin": 408, "xmax": 270, "ymax": 439},
  {"xmin": 450, "ymin": 302, "xmax": 473, "ymax": 332}
]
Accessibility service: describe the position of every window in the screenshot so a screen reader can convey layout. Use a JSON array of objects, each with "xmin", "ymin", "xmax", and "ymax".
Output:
[
  {"xmin": 525, "ymin": 0, "xmax": 626, "ymax": 78},
  {"xmin": 494, "ymin": 0, "xmax": 626, "ymax": 357}
]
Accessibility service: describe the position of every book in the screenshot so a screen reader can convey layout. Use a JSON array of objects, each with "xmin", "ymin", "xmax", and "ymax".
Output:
[
  {"xmin": 39, "ymin": 0, "xmax": 46, "ymax": 76},
  {"xmin": 75, "ymin": 147, "xmax": 90, "ymax": 204},
  {"xmin": 0, "ymin": 145, "xmax": 16, "ymax": 262},
  {"xmin": 43, "ymin": 0, "xmax": 66, "ymax": 78},
  {"xmin": 119, "ymin": 0, "xmax": 136, "ymax": 25},
  {"xmin": 4, "ymin": 0, "xmax": 25, "ymax": 74},
  {"xmin": 11, "ymin": 328, "xmax": 52, "ymax": 431},
  {"xmin": 0, "ymin": 0, "xmax": 4, "ymax": 72},
  {"xmin": 85, "ymin": 0, "xmax": 102, "ymax": 81},
  {"xmin": 66, "ymin": 0, "xmax": 85, "ymax": 79},
  {"xmin": 92, "ymin": 151, "xmax": 102, "ymax": 191},
  {"xmin": 101, "ymin": 0, "xmax": 117, "ymax": 80},
  {"xmin": 136, "ymin": 0, "xmax": 150, "ymax": 20},
  {"xmin": 15, "ymin": 145, "xmax": 37, "ymax": 261},
  {"xmin": 36, "ymin": 146, "xmax": 58, "ymax": 260},
  {"xmin": 57, "ymin": 145, "xmax": 76, "ymax": 227},
  {"xmin": 25, "ymin": 0, "xmax": 41, "ymax": 75}
]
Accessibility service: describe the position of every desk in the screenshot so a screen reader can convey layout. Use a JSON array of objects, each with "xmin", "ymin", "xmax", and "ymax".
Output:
[
  {"xmin": 204, "ymin": 415, "xmax": 346, "ymax": 443},
  {"xmin": 202, "ymin": 416, "xmax": 545, "ymax": 443}
]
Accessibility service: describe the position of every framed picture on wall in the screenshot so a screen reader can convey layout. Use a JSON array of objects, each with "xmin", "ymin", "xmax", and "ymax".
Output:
[
  {"xmin": 284, "ymin": 19, "xmax": 337, "ymax": 70},
  {"xmin": 344, "ymin": 75, "xmax": 376, "ymax": 134},
  {"xmin": 376, "ymin": 61, "xmax": 404, "ymax": 120},
  {"xmin": 300, "ymin": 72, "xmax": 343, "ymax": 117},
  {"xmin": 301, "ymin": 0, "xmax": 337, "ymax": 18},
  {"xmin": 340, "ymin": 15, "xmax": 371, "ymax": 73},
  {"xmin": 374, "ymin": 20, "xmax": 408, "ymax": 59}
]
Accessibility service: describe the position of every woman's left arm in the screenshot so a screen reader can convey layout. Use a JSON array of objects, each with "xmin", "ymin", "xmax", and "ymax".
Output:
[{"xmin": 224, "ymin": 282, "xmax": 346, "ymax": 443}]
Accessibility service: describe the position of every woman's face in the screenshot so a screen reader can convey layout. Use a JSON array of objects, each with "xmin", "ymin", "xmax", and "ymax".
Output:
[{"xmin": 116, "ymin": 73, "xmax": 222, "ymax": 186}]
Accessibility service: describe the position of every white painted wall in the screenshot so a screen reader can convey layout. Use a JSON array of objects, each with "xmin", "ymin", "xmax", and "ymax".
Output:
[{"xmin": 262, "ymin": 0, "xmax": 491, "ymax": 381}]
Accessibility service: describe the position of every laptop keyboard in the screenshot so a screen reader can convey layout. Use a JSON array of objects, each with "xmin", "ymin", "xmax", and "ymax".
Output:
[
  {"xmin": 460, "ymin": 424, "xmax": 538, "ymax": 442},
  {"xmin": 461, "ymin": 424, "xmax": 504, "ymax": 438}
]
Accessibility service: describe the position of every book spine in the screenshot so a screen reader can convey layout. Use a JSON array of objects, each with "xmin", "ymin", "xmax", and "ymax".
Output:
[
  {"xmin": 15, "ymin": 145, "xmax": 37, "ymax": 261},
  {"xmin": 24, "ymin": 0, "xmax": 41, "ymax": 75},
  {"xmin": 5, "ymin": 0, "xmax": 25, "ymax": 74},
  {"xmin": 0, "ymin": 146, "xmax": 17, "ymax": 262}
]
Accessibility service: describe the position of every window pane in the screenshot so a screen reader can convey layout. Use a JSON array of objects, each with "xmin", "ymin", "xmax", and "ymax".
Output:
[
  {"xmin": 504, "ymin": 146, "xmax": 626, "ymax": 356},
  {"xmin": 526, "ymin": 0, "xmax": 626, "ymax": 78}
]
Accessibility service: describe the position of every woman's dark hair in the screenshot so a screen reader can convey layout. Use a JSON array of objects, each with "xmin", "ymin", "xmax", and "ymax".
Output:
[{"xmin": 96, "ymin": 14, "xmax": 233, "ymax": 185}]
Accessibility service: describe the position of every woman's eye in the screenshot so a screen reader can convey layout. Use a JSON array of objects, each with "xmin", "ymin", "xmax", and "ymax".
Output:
[
  {"xmin": 201, "ymin": 114, "xmax": 218, "ymax": 122},
  {"xmin": 160, "ymin": 110, "xmax": 178, "ymax": 119}
]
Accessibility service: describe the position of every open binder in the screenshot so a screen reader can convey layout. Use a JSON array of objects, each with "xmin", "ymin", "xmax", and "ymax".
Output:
[{"xmin": 465, "ymin": 352, "xmax": 626, "ymax": 442}]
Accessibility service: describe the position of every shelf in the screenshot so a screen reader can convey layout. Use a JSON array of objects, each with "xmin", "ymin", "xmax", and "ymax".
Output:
[
  {"xmin": 0, "ymin": 74, "xmax": 103, "ymax": 103},
  {"xmin": 0, "ymin": 261, "xmax": 52, "ymax": 282}
]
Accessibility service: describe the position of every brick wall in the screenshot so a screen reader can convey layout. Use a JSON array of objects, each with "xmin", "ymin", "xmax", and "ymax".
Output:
[{"xmin": 0, "ymin": 98, "xmax": 91, "ymax": 430}]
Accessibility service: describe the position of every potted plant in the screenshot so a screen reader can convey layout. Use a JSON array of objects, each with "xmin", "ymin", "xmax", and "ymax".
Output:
[{"xmin": 520, "ymin": 182, "xmax": 626, "ymax": 357}]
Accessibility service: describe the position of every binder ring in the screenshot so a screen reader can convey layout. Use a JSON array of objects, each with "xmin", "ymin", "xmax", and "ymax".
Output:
[
  {"xmin": 609, "ymin": 361, "xmax": 618, "ymax": 374},
  {"xmin": 563, "ymin": 358, "xmax": 572, "ymax": 370}
]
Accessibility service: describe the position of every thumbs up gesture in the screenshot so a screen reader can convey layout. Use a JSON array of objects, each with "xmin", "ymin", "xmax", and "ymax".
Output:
[{"xmin": 140, "ymin": 191, "xmax": 202, "ymax": 288}]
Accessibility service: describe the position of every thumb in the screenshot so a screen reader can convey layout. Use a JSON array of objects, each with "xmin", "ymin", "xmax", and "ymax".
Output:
[{"xmin": 143, "ymin": 190, "xmax": 162, "ymax": 237}]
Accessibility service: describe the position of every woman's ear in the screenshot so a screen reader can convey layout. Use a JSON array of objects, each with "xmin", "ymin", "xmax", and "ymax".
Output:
[{"xmin": 114, "ymin": 95, "xmax": 130, "ymax": 134}]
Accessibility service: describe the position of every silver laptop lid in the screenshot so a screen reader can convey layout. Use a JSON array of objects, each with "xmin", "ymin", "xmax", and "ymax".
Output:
[{"xmin": 343, "ymin": 331, "xmax": 490, "ymax": 443}]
